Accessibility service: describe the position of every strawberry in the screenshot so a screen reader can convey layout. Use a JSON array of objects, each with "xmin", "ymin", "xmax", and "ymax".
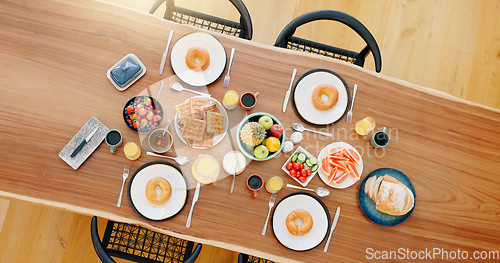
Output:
[
  {"xmin": 126, "ymin": 106, "xmax": 134, "ymax": 115},
  {"xmin": 153, "ymin": 115, "xmax": 162, "ymax": 122},
  {"xmin": 132, "ymin": 121, "xmax": 138, "ymax": 129},
  {"xmin": 146, "ymin": 112, "xmax": 154, "ymax": 120}
]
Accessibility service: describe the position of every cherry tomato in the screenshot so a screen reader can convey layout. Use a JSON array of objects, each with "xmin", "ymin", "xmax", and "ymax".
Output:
[
  {"xmin": 298, "ymin": 176, "xmax": 307, "ymax": 183},
  {"xmin": 307, "ymin": 169, "xmax": 312, "ymax": 176},
  {"xmin": 300, "ymin": 169, "xmax": 307, "ymax": 176},
  {"xmin": 290, "ymin": 169, "xmax": 297, "ymax": 177},
  {"xmin": 299, "ymin": 163, "xmax": 304, "ymax": 170},
  {"xmin": 286, "ymin": 162, "xmax": 294, "ymax": 171},
  {"xmin": 294, "ymin": 162, "xmax": 301, "ymax": 170}
]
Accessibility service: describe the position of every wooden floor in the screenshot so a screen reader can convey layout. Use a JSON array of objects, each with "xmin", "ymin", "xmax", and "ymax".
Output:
[{"xmin": 1, "ymin": 0, "xmax": 499, "ymax": 262}]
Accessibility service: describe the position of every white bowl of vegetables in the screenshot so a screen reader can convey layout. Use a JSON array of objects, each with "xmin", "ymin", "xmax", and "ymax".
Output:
[{"xmin": 281, "ymin": 146, "xmax": 319, "ymax": 187}]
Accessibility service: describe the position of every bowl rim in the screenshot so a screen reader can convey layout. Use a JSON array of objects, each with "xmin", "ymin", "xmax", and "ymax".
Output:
[{"xmin": 236, "ymin": 112, "xmax": 285, "ymax": 161}]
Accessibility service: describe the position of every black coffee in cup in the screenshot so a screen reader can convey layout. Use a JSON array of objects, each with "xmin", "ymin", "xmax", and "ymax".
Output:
[
  {"xmin": 241, "ymin": 94, "xmax": 256, "ymax": 108},
  {"xmin": 106, "ymin": 130, "xmax": 121, "ymax": 145},
  {"xmin": 374, "ymin": 132, "xmax": 389, "ymax": 146},
  {"xmin": 248, "ymin": 176, "xmax": 262, "ymax": 189}
]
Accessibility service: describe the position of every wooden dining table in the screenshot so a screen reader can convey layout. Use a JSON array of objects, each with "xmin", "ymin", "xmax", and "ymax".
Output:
[{"xmin": 1, "ymin": 0, "xmax": 500, "ymax": 262}]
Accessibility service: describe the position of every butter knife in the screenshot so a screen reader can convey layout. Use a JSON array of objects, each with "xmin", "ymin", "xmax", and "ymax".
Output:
[
  {"xmin": 159, "ymin": 30, "xmax": 174, "ymax": 75},
  {"xmin": 323, "ymin": 206, "xmax": 340, "ymax": 252},
  {"xmin": 186, "ymin": 182, "xmax": 200, "ymax": 228},
  {"xmin": 282, "ymin": 68, "xmax": 297, "ymax": 113},
  {"xmin": 70, "ymin": 126, "xmax": 99, "ymax": 158}
]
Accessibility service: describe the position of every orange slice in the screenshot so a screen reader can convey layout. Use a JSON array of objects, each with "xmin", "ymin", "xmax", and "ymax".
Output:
[
  {"xmin": 329, "ymin": 146, "xmax": 344, "ymax": 155},
  {"xmin": 345, "ymin": 161, "xmax": 359, "ymax": 180},
  {"xmin": 334, "ymin": 170, "xmax": 349, "ymax": 184},
  {"xmin": 345, "ymin": 149, "xmax": 361, "ymax": 165}
]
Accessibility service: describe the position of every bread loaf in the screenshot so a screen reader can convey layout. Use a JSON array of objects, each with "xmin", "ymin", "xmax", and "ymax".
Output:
[{"xmin": 364, "ymin": 175, "xmax": 414, "ymax": 216}]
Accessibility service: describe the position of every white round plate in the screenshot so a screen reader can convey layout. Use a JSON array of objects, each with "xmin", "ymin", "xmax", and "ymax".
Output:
[
  {"xmin": 272, "ymin": 192, "xmax": 330, "ymax": 251},
  {"xmin": 174, "ymin": 96, "xmax": 228, "ymax": 149},
  {"xmin": 317, "ymin": 142, "xmax": 363, "ymax": 189},
  {"xmin": 292, "ymin": 69, "xmax": 350, "ymax": 126},
  {"xmin": 170, "ymin": 32, "xmax": 227, "ymax": 87},
  {"xmin": 128, "ymin": 161, "xmax": 188, "ymax": 221}
]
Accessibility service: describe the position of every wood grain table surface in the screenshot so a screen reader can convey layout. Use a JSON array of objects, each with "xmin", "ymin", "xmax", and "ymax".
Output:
[{"xmin": 1, "ymin": 0, "xmax": 499, "ymax": 262}]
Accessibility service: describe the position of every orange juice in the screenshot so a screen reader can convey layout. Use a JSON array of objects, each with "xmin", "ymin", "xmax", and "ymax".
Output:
[
  {"xmin": 124, "ymin": 142, "xmax": 141, "ymax": 160},
  {"xmin": 265, "ymin": 176, "xmax": 283, "ymax": 193},
  {"xmin": 355, "ymin": 117, "xmax": 376, "ymax": 135},
  {"xmin": 192, "ymin": 154, "xmax": 220, "ymax": 184},
  {"xmin": 223, "ymin": 90, "xmax": 238, "ymax": 110}
]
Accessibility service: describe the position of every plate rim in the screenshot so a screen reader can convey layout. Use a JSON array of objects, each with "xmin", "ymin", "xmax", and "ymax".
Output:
[
  {"xmin": 169, "ymin": 32, "xmax": 227, "ymax": 88},
  {"xmin": 127, "ymin": 160, "xmax": 190, "ymax": 221},
  {"xmin": 291, "ymin": 68, "xmax": 351, "ymax": 127},
  {"xmin": 358, "ymin": 167, "xmax": 417, "ymax": 226},
  {"xmin": 271, "ymin": 192, "xmax": 331, "ymax": 252}
]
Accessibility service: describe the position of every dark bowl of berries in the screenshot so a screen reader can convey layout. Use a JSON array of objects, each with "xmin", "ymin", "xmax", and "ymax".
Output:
[{"xmin": 123, "ymin": 95, "xmax": 163, "ymax": 133}]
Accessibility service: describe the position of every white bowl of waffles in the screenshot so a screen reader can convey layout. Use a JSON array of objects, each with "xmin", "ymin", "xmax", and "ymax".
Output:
[{"xmin": 173, "ymin": 96, "xmax": 228, "ymax": 149}]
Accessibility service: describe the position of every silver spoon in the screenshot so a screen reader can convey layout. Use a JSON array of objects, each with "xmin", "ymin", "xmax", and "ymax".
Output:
[
  {"xmin": 156, "ymin": 80, "xmax": 164, "ymax": 101},
  {"xmin": 146, "ymin": 151, "xmax": 189, "ymax": 165},
  {"xmin": 286, "ymin": 184, "xmax": 330, "ymax": 197},
  {"xmin": 169, "ymin": 82, "xmax": 211, "ymax": 97},
  {"xmin": 291, "ymin": 123, "xmax": 332, "ymax": 137},
  {"xmin": 160, "ymin": 119, "xmax": 172, "ymax": 138}
]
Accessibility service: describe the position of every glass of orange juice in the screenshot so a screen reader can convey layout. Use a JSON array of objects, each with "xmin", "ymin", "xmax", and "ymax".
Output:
[
  {"xmin": 265, "ymin": 176, "xmax": 283, "ymax": 193},
  {"xmin": 355, "ymin": 117, "xmax": 376, "ymax": 135},
  {"xmin": 223, "ymin": 90, "xmax": 239, "ymax": 110}
]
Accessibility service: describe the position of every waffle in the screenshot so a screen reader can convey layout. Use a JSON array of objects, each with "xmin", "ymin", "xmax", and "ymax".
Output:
[
  {"xmin": 179, "ymin": 116, "xmax": 206, "ymax": 142},
  {"xmin": 206, "ymin": 111, "xmax": 225, "ymax": 134},
  {"xmin": 190, "ymin": 99, "xmax": 212, "ymax": 119},
  {"xmin": 192, "ymin": 132, "xmax": 214, "ymax": 148},
  {"xmin": 175, "ymin": 100, "xmax": 192, "ymax": 119}
]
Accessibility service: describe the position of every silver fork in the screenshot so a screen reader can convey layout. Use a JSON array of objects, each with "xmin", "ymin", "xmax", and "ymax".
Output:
[
  {"xmin": 223, "ymin": 48, "xmax": 235, "ymax": 87},
  {"xmin": 116, "ymin": 164, "xmax": 130, "ymax": 207},
  {"xmin": 261, "ymin": 193, "xmax": 277, "ymax": 235},
  {"xmin": 346, "ymin": 84, "xmax": 358, "ymax": 124}
]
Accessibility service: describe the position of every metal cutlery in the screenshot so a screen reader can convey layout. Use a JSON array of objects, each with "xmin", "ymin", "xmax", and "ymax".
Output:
[
  {"xmin": 156, "ymin": 81, "xmax": 164, "ymax": 101},
  {"xmin": 159, "ymin": 30, "xmax": 174, "ymax": 75},
  {"xmin": 223, "ymin": 48, "xmax": 235, "ymax": 87},
  {"xmin": 323, "ymin": 206, "xmax": 340, "ymax": 252},
  {"xmin": 346, "ymin": 84, "xmax": 357, "ymax": 124},
  {"xmin": 186, "ymin": 182, "xmax": 200, "ymax": 228},
  {"xmin": 169, "ymin": 82, "xmax": 211, "ymax": 97},
  {"xmin": 286, "ymin": 184, "xmax": 330, "ymax": 197},
  {"xmin": 116, "ymin": 164, "xmax": 130, "ymax": 207},
  {"xmin": 282, "ymin": 68, "xmax": 297, "ymax": 113},
  {"xmin": 261, "ymin": 193, "xmax": 277, "ymax": 235},
  {"xmin": 146, "ymin": 151, "xmax": 189, "ymax": 166},
  {"xmin": 70, "ymin": 126, "xmax": 99, "ymax": 158},
  {"xmin": 291, "ymin": 123, "xmax": 332, "ymax": 137}
]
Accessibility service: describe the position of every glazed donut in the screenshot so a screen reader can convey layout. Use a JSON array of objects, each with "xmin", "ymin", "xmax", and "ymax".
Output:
[
  {"xmin": 185, "ymin": 47, "xmax": 210, "ymax": 71},
  {"xmin": 145, "ymin": 177, "xmax": 172, "ymax": 205},
  {"xmin": 285, "ymin": 209, "xmax": 313, "ymax": 236},
  {"xmin": 311, "ymin": 84, "xmax": 339, "ymax": 110}
]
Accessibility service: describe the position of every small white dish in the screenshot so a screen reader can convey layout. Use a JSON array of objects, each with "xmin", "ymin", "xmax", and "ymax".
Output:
[{"xmin": 281, "ymin": 146, "xmax": 318, "ymax": 187}]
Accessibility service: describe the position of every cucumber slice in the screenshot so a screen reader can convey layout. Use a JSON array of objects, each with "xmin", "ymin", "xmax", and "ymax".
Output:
[
  {"xmin": 297, "ymin": 153, "xmax": 307, "ymax": 164},
  {"xmin": 311, "ymin": 164, "xmax": 319, "ymax": 172},
  {"xmin": 291, "ymin": 152, "xmax": 299, "ymax": 162},
  {"xmin": 305, "ymin": 159, "xmax": 313, "ymax": 167},
  {"xmin": 303, "ymin": 163, "xmax": 311, "ymax": 170},
  {"xmin": 309, "ymin": 156, "xmax": 318, "ymax": 165}
]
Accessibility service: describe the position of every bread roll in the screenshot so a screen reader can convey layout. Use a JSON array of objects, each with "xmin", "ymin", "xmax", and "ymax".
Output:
[{"xmin": 364, "ymin": 175, "xmax": 414, "ymax": 216}]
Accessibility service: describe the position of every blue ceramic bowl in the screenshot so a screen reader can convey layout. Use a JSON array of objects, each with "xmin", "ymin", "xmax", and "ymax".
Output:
[{"xmin": 237, "ymin": 112, "xmax": 285, "ymax": 161}]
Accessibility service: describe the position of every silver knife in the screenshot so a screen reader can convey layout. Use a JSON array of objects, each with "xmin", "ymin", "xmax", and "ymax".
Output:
[
  {"xmin": 70, "ymin": 126, "xmax": 99, "ymax": 158},
  {"xmin": 323, "ymin": 206, "xmax": 340, "ymax": 252},
  {"xmin": 159, "ymin": 30, "xmax": 174, "ymax": 75},
  {"xmin": 186, "ymin": 182, "xmax": 200, "ymax": 228},
  {"xmin": 282, "ymin": 68, "xmax": 297, "ymax": 113}
]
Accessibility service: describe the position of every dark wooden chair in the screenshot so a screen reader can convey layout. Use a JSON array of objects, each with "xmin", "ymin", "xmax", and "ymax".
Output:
[
  {"xmin": 149, "ymin": 0, "xmax": 253, "ymax": 40},
  {"xmin": 91, "ymin": 216, "xmax": 202, "ymax": 263},
  {"xmin": 275, "ymin": 9, "xmax": 382, "ymax": 72}
]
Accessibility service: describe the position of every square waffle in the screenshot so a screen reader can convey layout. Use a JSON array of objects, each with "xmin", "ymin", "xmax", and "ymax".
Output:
[
  {"xmin": 206, "ymin": 111, "xmax": 225, "ymax": 134},
  {"xmin": 175, "ymin": 100, "xmax": 192, "ymax": 119},
  {"xmin": 190, "ymin": 99, "xmax": 212, "ymax": 119},
  {"xmin": 179, "ymin": 116, "xmax": 206, "ymax": 142},
  {"xmin": 192, "ymin": 132, "xmax": 214, "ymax": 148}
]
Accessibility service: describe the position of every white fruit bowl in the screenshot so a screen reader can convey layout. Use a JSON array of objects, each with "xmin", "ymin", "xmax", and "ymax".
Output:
[{"xmin": 236, "ymin": 112, "xmax": 285, "ymax": 161}]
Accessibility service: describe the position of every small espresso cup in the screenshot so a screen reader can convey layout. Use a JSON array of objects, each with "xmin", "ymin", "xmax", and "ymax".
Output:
[
  {"xmin": 240, "ymin": 92, "xmax": 259, "ymax": 110},
  {"xmin": 247, "ymin": 174, "xmax": 263, "ymax": 198},
  {"xmin": 105, "ymin": 130, "xmax": 122, "ymax": 153},
  {"xmin": 371, "ymin": 127, "xmax": 390, "ymax": 148}
]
